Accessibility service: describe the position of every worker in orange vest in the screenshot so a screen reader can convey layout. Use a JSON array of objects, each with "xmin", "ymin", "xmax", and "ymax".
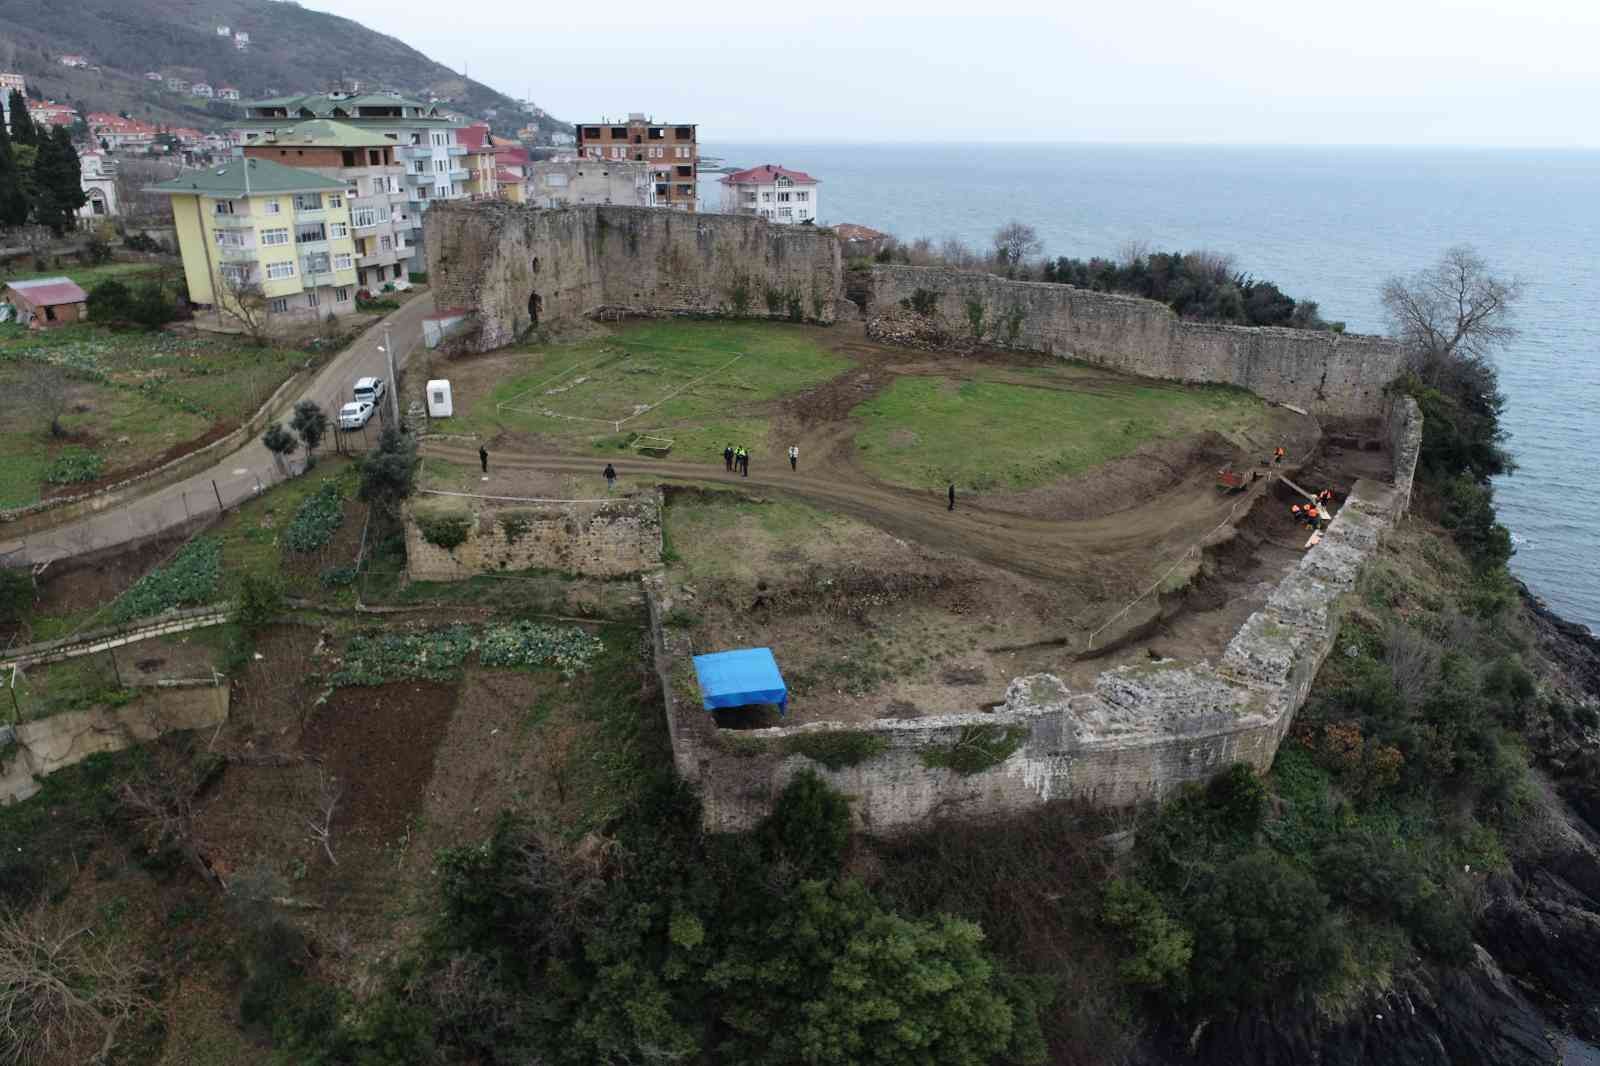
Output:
[
  {"xmin": 1274, "ymin": 446, "xmax": 1286, "ymax": 464},
  {"xmin": 1290, "ymin": 503, "xmax": 1304, "ymax": 522},
  {"xmin": 1317, "ymin": 488, "xmax": 1334, "ymax": 506},
  {"xmin": 1304, "ymin": 504, "xmax": 1321, "ymax": 526}
]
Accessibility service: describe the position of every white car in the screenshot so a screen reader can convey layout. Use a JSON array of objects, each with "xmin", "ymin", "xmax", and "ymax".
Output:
[
  {"xmin": 352, "ymin": 376, "xmax": 387, "ymax": 406},
  {"xmin": 338, "ymin": 400, "xmax": 375, "ymax": 430}
]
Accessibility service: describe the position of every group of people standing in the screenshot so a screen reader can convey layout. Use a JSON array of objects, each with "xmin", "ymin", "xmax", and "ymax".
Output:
[
  {"xmin": 1291, "ymin": 487, "xmax": 1337, "ymax": 529},
  {"xmin": 723, "ymin": 444, "xmax": 751, "ymax": 476}
]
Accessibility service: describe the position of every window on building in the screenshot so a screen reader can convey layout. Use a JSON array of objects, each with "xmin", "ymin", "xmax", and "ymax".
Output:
[
  {"xmin": 761, "ymin": 192, "xmax": 772, "ymax": 202},
  {"xmin": 611, "ymin": 147, "xmax": 624, "ymax": 159},
  {"xmin": 779, "ymin": 207, "xmax": 793, "ymax": 218},
  {"xmin": 379, "ymin": 236, "xmax": 393, "ymax": 251},
  {"xmin": 263, "ymin": 199, "xmax": 282, "ymax": 214},
  {"xmin": 265, "ymin": 261, "xmax": 296, "ymax": 280},
  {"xmin": 213, "ymin": 199, "xmax": 236, "ymax": 215},
  {"xmin": 334, "ymin": 253, "xmax": 353, "ymax": 271},
  {"xmin": 297, "ymin": 224, "xmax": 327, "ymax": 243},
  {"xmin": 306, "ymin": 290, "xmax": 319, "ymax": 308},
  {"xmin": 329, "ymin": 192, "xmax": 344, "ymax": 207},
  {"xmin": 674, "ymin": 126, "xmax": 692, "ymax": 139},
  {"xmin": 335, "ymin": 287, "xmax": 351, "ymax": 302},
  {"xmin": 778, "ymin": 192, "xmax": 791, "ymax": 203},
  {"xmin": 648, "ymin": 127, "xmax": 664, "ymax": 139},
  {"xmin": 268, "ymin": 297, "xmax": 289, "ymax": 313},
  {"xmin": 676, "ymin": 165, "xmax": 692, "ymax": 178},
  {"xmin": 293, "ymin": 193, "xmax": 322, "ymax": 211},
  {"xmin": 796, "ymin": 191, "xmax": 809, "ymax": 202},
  {"xmin": 341, "ymin": 150, "xmax": 359, "ymax": 167},
  {"xmin": 260, "ymin": 227, "xmax": 290, "ymax": 246},
  {"xmin": 303, "ymin": 251, "xmax": 331, "ymax": 274},
  {"xmin": 220, "ymin": 265, "xmax": 248, "ymax": 286},
  {"xmin": 434, "ymin": 159, "xmax": 447, "ymax": 173},
  {"xmin": 351, "ymin": 208, "xmax": 377, "ymax": 228},
  {"xmin": 330, "ymin": 222, "xmax": 349, "ymax": 238},
  {"xmin": 610, "ymin": 126, "xmax": 626, "ymax": 139}
]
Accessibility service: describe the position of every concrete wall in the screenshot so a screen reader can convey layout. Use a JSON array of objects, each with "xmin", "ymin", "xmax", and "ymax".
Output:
[
  {"xmin": 405, "ymin": 491, "xmax": 662, "ymax": 581},
  {"xmin": 651, "ymin": 399, "xmax": 1422, "ymax": 833},
  {"xmin": 425, "ymin": 202, "xmax": 845, "ymax": 351},
  {"xmin": 862, "ymin": 266, "xmax": 1408, "ymax": 419}
]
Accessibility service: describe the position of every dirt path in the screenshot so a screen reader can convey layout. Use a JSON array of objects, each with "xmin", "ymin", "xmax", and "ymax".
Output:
[{"xmin": 424, "ymin": 428, "xmax": 1310, "ymax": 601}]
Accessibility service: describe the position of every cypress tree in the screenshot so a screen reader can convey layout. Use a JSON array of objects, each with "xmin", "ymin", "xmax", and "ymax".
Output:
[
  {"xmin": 6, "ymin": 89, "xmax": 35, "ymax": 146},
  {"xmin": 0, "ymin": 114, "xmax": 29, "ymax": 227},
  {"xmin": 33, "ymin": 127, "xmax": 87, "ymax": 235}
]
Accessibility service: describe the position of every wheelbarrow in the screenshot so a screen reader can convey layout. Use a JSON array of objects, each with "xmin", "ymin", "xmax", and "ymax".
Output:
[{"xmin": 1215, "ymin": 467, "xmax": 1249, "ymax": 493}]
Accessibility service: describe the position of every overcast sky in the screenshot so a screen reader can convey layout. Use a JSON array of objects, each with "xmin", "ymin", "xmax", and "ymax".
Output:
[{"xmin": 307, "ymin": 0, "xmax": 1600, "ymax": 146}]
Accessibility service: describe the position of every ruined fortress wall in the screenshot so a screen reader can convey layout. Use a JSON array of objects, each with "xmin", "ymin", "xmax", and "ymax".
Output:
[
  {"xmin": 864, "ymin": 266, "xmax": 1407, "ymax": 418},
  {"xmin": 425, "ymin": 203, "xmax": 843, "ymax": 351},
  {"xmin": 650, "ymin": 400, "xmax": 1422, "ymax": 833},
  {"xmin": 405, "ymin": 493, "xmax": 661, "ymax": 581}
]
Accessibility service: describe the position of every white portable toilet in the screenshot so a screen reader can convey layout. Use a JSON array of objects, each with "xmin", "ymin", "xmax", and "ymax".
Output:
[{"xmin": 426, "ymin": 379, "xmax": 454, "ymax": 418}]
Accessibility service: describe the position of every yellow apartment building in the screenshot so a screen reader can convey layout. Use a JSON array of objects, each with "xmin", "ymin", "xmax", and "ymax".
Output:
[{"xmin": 150, "ymin": 157, "xmax": 362, "ymax": 324}]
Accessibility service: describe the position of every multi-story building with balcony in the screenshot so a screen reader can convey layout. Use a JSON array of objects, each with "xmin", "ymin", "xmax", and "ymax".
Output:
[
  {"xmin": 576, "ymin": 113, "xmax": 697, "ymax": 212},
  {"xmin": 241, "ymin": 120, "xmax": 416, "ymax": 291},
  {"xmin": 236, "ymin": 91, "xmax": 467, "ymax": 267},
  {"xmin": 455, "ymin": 123, "xmax": 500, "ymax": 201},
  {"xmin": 150, "ymin": 157, "xmax": 362, "ymax": 324},
  {"xmin": 719, "ymin": 164, "xmax": 819, "ymax": 224}
]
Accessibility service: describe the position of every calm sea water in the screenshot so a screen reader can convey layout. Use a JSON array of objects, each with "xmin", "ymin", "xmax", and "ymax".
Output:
[{"xmin": 701, "ymin": 143, "xmax": 1600, "ymax": 633}]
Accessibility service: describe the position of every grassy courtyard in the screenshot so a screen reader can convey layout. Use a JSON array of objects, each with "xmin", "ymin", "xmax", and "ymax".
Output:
[
  {"xmin": 449, "ymin": 320, "xmax": 850, "ymax": 460},
  {"xmin": 852, "ymin": 374, "xmax": 1276, "ymax": 491}
]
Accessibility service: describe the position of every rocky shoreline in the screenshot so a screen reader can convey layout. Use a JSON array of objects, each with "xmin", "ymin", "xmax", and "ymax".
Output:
[{"xmin": 1137, "ymin": 584, "xmax": 1600, "ymax": 1066}]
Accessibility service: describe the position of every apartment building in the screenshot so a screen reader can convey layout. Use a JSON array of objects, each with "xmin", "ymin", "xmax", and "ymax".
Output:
[
  {"xmin": 238, "ymin": 91, "xmax": 467, "ymax": 266},
  {"xmin": 576, "ymin": 113, "xmax": 697, "ymax": 211},
  {"xmin": 150, "ymin": 157, "xmax": 362, "ymax": 323},
  {"xmin": 455, "ymin": 123, "xmax": 500, "ymax": 200},
  {"xmin": 526, "ymin": 160, "xmax": 654, "ymax": 208},
  {"xmin": 719, "ymin": 164, "xmax": 819, "ymax": 224},
  {"xmin": 241, "ymin": 120, "xmax": 416, "ymax": 291}
]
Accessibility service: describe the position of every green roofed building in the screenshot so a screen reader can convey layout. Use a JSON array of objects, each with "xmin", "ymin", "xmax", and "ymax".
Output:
[
  {"xmin": 148, "ymin": 157, "xmax": 362, "ymax": 325},
  {"xmin": 243, "ymin": 120, "xmax": 417, "ymax": 292},
  {"xmin": 236, "ymin": 91, "xmax": 471, "ymax": 269}
]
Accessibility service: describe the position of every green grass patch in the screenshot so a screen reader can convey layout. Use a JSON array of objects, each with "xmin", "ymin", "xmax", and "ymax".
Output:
[
  {"xmin": 920, "ymin": 723, "xmax": 1030, "ymax": 775},
  {"xmin": 43, "ymin": 447, "xmax": 105, "ymax": 485},
  {"xmin": 7, "ymin": 260, "xmax": 165, "ymax": 291},
  {"xmin": 459, "ymin": 320, "xmax": 849, "ymax": 454},
  {"xmin": 662, "ymin": 490, "xmax": 849, "ymax": 580},
  {"xmin": 785, "ymin": 730, "xmax": 890, "ymax": 769},
  {"xmin": 852, "ymin": 376, "xmax": 1272, "ymax": 491}
]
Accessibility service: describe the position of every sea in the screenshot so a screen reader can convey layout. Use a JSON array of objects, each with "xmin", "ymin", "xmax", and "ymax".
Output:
[{"xmin": 700, "ymin": 143, "xmax": 1600, "ymax": 634}]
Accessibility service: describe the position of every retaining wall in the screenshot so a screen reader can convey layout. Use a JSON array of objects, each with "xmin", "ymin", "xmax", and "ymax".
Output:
[
  {"xmin": 650, "ymin": 398, "xmax": 1422, "ymax": 832},
  {"xmin": 405, "ymin": 491, "xmax": 662, "ymax": 581},
  {"xmin": 861, "ymin": 266, "xmax": 1408, "ymax": 419},
  {"xmin": 425, "ymin": 202, "xmax": 845, "ymax": 351}
]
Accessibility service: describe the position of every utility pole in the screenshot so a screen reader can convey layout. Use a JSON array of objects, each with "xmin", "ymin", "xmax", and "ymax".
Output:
[{"xmin": 381, "ymin": 325, "xmax": 400, "ymax": 427}]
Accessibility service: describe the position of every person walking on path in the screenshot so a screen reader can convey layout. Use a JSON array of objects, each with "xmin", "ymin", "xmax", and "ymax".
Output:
[
  {"xmin": 739, "ymin": 447, "xmax": 749, "ymax": 477},
  {"xmin": 479, "ymin": 444, "xmax": 489, "ymax": 473},
  {"xmin": 948, "ymin": 483, "xmax": 956, "ymax": 511},
  {"xmin": 723, "ymin": 444, "xmax": 735, "ymax": 472},
  {"xmin": 603, "ymin": 463, "xmax": 617, "ymax": 493},
  {"xmin": 788, "ymin": 444, "xmax": 798, "ymax": 471}
]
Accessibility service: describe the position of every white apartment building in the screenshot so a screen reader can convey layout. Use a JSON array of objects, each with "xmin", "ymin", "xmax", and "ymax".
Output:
[{"xmin": 719, "ymin": 164, "xmax": 819, "ymax": 224}]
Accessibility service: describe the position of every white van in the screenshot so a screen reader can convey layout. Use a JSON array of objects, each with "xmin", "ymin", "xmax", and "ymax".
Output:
[{"xmin": 352, "ymin": 376, "xmax": 386, "ymax": 406}]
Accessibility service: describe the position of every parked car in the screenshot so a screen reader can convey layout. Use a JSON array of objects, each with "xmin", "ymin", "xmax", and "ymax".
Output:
[
  {"xmin": 353, "ymin": 376, "xmax": 386, "ymax": 405},
  {"xmin": 338, "ymin": 400, "xmax": 375, "ymax": 430}
]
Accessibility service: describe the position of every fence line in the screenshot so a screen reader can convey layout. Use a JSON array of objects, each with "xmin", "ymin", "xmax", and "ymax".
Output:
[{"xmin": 2, "ymin": 604, "xmax": 235, "ymax": 672}]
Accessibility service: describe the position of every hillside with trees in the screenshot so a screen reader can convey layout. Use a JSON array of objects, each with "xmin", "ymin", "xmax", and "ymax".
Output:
[{"xmin": 0, "ymin": 0, "xmax": 569, "ymax": 137}]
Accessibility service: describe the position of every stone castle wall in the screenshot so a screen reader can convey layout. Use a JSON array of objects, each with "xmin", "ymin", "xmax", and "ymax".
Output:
[
  {"xmin": 862, "ymin": 266, "xmax": 1408, "ymax": 418},
  {"xmin": 426, "ymin": 203, "xmax": 844, "ymax": 350},
  {"xmin": 405, "ymin": 492, "xmax": 661, "ymax": 581},
  {"xmin": 650, "ymin": 399, "xmax": 1423, "ymax": 833}
]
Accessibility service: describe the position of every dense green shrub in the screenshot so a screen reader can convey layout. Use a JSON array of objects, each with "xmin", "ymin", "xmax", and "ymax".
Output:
[
  {"xmin": 44, "ymin": 447, "xmax": 104, "ymax": 484},
  {"xmin": 415, "ymin": 512, "xmax": 472, "ymax": 551},
  {"xmin": 921, "ymin": 724, "xmax": 1029, "ymax": 775},
  {"xmin": 0, "ymin": 568, "xmax": 33, "ymax": 623},
  {"xmin": 784, "ymin": 730, "xmax": 890, "ymax": 769},
  {"xmin": 759, "ymin": 770, "xmax": 852, "ymax": 877},
  {"xmin": 109, "ymin": 537, "xmax": 221, "ymax": 622},
  {"xmin": 319, "ymin": 565, "xmax": 358, "ymax": 589},
  {"xmin": 283, "ymin": 482, "xmax": 345, "ymax": 553},
  {"xmin": 236, "ymin": 573, "xmax": 284, "ymax": 632}
]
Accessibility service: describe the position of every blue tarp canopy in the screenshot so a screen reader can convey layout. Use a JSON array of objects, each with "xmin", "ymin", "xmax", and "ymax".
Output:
[{"xmin": 692, "ymin": 647, "xmax": 788, "ymax": 714}]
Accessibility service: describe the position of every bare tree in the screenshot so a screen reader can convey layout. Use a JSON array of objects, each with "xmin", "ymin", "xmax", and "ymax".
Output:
[
  {"xmin": 117, "ymin": 747, "xmax": 221, "ymax": 890},
  {"xmin": 16, "ymin": 362, "xmax": 71, "ymax": 439},
  {"xmin": 992, "ymin": 221, "xmax": 1042, "ymax": 272},
  {"xmin": 305, "ymin": 769, "xmax": 342, "ymax": 866},
  {"xmin": 0, "ymin": 907, "xmax": 154, "ymax": 1065},
  {"xmin": 1380, "ymin": 245, "xmax": 1524, "ymax": 376},
  {"xmin": 936, "ymin": 236, "xmax": 981, "ymax": 270},
  {"xmin": 1117, "ymin": 238, "xmax": 1152, "ymax": 268},
  {"xmin": 215, "ymin": 269, "xmax": 272, "ymax": 345}
]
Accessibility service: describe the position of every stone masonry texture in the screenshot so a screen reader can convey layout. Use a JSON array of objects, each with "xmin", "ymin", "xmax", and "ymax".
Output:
[
  {"xmin": 404, "ymin": 493, "xmax": 662, "ymax": 581},
  {"xmin": 426, "ymin": 202, "xmax": 844, "ymax": 350},
  {"xmin": 648, "ymin": 401, "xmax": 1422, "ymax": 833},
  {"xmin": 862, "ymin": 265, "xmax": 1409, "ymax": 419}
]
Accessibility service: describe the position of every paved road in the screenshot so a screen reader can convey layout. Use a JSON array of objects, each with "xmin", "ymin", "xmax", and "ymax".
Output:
[{"xmin": 9, "ymin": 294, "xmax": 436, "ymax": 565}]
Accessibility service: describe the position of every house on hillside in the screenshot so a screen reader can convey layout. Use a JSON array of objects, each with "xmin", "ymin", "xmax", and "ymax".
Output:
[
  {"xmin": 719, "ymin": 164, "xmax": 819, "ymax": 224},
  {"xmin": 192, "ymin": 83, "xmax": 215, "ymax": 99},
  {"xmin": 234, "ymin": 32, "xmax": 251, "ymax": 48},
  {"xmin": 166, "ymin": 77, "xmax": 190, "ymax": 94},
  {"xmin": 1, "ymin": 278, "xmax": 90, "ymax": 330},
  {"xmin": 145, "ymin": 71, "xmax": 163, "ymax": 81},
  {"xmin": 59, "ymin": 55, "xmax": 89, "ymax": 69},
  {"xmin": 219, "ymin": 87, "xmax": 241, "ymax": 102},
  {"xmin": 0, "ymin": 73, "xmax": 24, "ymax": 94},
  {"xmin": 834, "ymin": 223, "xmax": 889, "ymax": 257}
]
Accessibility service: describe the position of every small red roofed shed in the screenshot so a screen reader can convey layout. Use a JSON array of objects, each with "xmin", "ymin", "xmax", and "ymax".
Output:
[{"xmin": 1, "ymin": 277, "xmax": 90, "ymax": 329}]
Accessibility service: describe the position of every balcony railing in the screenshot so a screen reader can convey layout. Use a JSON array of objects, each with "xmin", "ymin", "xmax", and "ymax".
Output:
[
  {"xmin": 211, "ymin": 213, "xmax": 254, "ymax": 228},
  {"xmin": 293, "ymin": 207, "xmax": 326, "ymax": 220},
  {"xmin": 215, "ymin": 244, "xmax": 257, "ymax": 261},
  {"xmin": 448, "ymin": 167, "xmax": 468, "ymax": 181},
  {"xmin": 446, "ymin": 145, "xmax": 467, "ymax": 156},
  {"xmin": 356, "ymin": 248, "xmax": 400, "ymax": 268}
]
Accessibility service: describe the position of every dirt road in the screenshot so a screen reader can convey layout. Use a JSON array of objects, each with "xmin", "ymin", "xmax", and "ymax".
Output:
[{"xmin": 7, "ymin": 295, "xmax": 435, "ymax": 566}]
